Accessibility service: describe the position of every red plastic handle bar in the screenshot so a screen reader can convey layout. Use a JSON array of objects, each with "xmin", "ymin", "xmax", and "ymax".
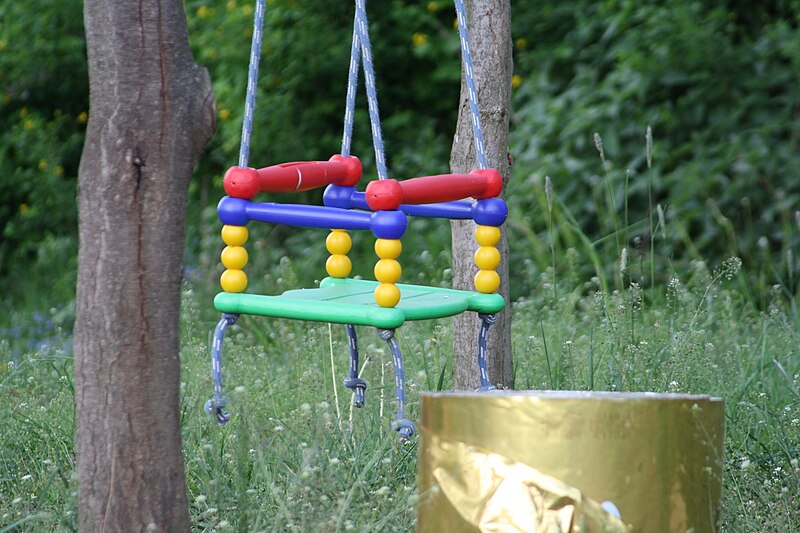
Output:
[
  {"xmin": 364, "ymin": 168, "xmax": 502, "ymax": 211},
  {"xmin": 224, "ymin": 155, "xmax": 362, "ymax": 199}
]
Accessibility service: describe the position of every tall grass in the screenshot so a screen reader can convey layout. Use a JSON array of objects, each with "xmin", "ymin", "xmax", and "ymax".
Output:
[
  {"xmin": 2, "ymin": 256, "xmax": 798, "ymax": 530},
  {"xmin": 1, "ymin": 136, "xmax": 799, "ymax": 531}
]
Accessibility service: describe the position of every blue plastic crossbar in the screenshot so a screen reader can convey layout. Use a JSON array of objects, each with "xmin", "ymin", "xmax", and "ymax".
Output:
[
  {"xmin": 323, "ymin": 185, "xmax": 507, "ymax": 225},
  {"xmin": 217, "ymin": 196, "xmax": 408, "ymax": 238}
]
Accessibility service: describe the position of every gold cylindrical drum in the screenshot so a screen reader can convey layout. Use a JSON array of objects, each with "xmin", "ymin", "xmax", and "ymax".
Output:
[{"xmin": 417, "ymin": 391, "xmax": 724, "ymax": 532}]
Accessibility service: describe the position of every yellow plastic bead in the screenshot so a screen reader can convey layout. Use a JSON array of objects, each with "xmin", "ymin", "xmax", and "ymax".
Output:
[
  {"xmin": 221, "ymin": 245, "xmax": 248, "ymax": 270},
  {"xmin": 221, "ymin": 225, "xmax": 248, "ymax": 246},
  {"xmin": 374, "ymin": 282, "xmax": 401, "ymax": 308},
  {"xmin": 474, "ymin": 246, "xmax": 501, "ymax": 271},
  {"xmin": 475, "ymin": 225, "xmax": 501, "ymax": 247},
  {"xmin": 326, "ymin": 254, "xmax": 352, "ymax": 278},
  {"xmin": 474, "ymin": 270, "xmax": 501, "ymax": 293},
  {"xmin": 374, "ymin": 259, "xmax": 402, "ymax": 284},
  {"xmin": 221, "ymin": 269, "xmax": 248, "ymax": 293},
  {"xmin": 326, "ymin": 230, "xmax": 352, "ymax": 255},
  {"xmin": 374, "ymin": 238, "xmax": 402, "ymax": 259}
]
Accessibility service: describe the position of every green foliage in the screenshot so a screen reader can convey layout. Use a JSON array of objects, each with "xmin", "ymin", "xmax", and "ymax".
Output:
[
  {"xmin": 0, "ymin": 0, "xmax": 86, "ymax": 301},
  {"xmin": 508, "ymin": 0, "xmax": 800, "ymax": 297},
  {"xmin": 3, "ymin": 0, "xmax": 800, "ymax": 313}
]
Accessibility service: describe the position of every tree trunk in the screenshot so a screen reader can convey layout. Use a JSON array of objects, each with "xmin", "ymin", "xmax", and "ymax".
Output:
[
  {"xmin": 74, "ymin": 1, "xmax": 214, "ymax": 530},
  {"xmin": 451, "ymin": 0, "xmax": 513, "ymax": 390}
]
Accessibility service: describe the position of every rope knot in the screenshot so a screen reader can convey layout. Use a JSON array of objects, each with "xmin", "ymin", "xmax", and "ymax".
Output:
[
  {"xmin": 204, "ymin": 397, "xmax": 230, "ymax": 425},
  {"xmin": 391, "ymin": 418, "xmax": 416, "ymax": 441},
  {"xmin": 479, "ymin": 313, "xmax": 498, "ymax": 325},
  {"xmin": 378, "ymin": 328, "xmax": 395, "ymax": 341},
  {"xmin": 344, "ymin": 377, "xmax": 367, "ymax": 408},
  {"xmin": 344, "ymin": 377, "xmax": 367, "ymax": 391}
]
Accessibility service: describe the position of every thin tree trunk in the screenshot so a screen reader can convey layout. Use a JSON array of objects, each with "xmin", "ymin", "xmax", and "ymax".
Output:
[
  {"xmin": 451, "ymin": 0, "xmax": 513, "ymax": 390},
  {"xmin": 74, "ymin": 1, "xmax": 214, "ymax": 530}
]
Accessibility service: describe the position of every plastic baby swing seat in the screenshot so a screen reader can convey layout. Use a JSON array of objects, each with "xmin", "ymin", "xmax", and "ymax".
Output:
[
  {"xmin": 208, "ymin": 157, "xmax": 508, "ymax": 440},
  {"xmin": 206, "ymin": 0, "xmax": 506, "ymax": 441},
  {"xmin": 214, "ymin": 157, "xmax": 507, "ymax": 329}
]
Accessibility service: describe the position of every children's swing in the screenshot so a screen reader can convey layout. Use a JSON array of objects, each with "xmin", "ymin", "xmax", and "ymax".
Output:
[{"xmin": 206, "ymin": 0, "xmax": 507, "ymax": 441}]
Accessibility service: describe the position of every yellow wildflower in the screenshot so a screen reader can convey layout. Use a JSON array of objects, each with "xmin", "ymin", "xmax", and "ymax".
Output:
[
  {"xmin": 242, "ymin": 4, "xmax": 252, "ymax": 15},
  {"xmin": 218, "ymin": 108, "xmax": 231, "ymax": 121},
  {"xmin": 197, "ymin": 5, "xmax": 208, "ymax": 18},
  {"xmin": 55, "ymin": 165, "xmax": 65, "ymax": 176},
  {"xmin": 512, "ymin": 74, "xmax": 522, "ymax": 89},
  {"xmin": 23, "ymin": 119, "xmax": 33, "ymax": 130},
  {"xmin": 20, "ymin": 107, "xmax": 28, "ymax": 118},
  {"xmin": 38, "ymin": 160, "xmax": 48, "ymax": 171},
  {"xmin": 515, "ymin": 38, "xmax": 527, "ymax": 50},
  {"xmin": 427, "ymin": 2, "xmax": 438, "ymax": 12},
  {"xmin": 77, "ymin": 111, "xmax": 88, "ymax": 124},
  {"xmin": 19, "ymin": 203, "xmax": 29, "ymax": 215},
  {"xmin": 412, "ymin": 33, "xmax": 428, "ymax": 47},
  {"xmin": 226, "ymin": 0, "xmax": 237, "ymax": 11}
]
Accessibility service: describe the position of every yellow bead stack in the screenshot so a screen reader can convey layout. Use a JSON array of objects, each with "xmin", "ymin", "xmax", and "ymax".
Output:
[
  {"xmin": 374, "ymin": 238, "xmax": 402, "ymax": 307},
  {"xmin": 220, "ymin": 225, "xmax": 249, "ymax": 293},
  {"xmin": 325, "ymin": 229, "xmax": 353, "ymax": 278},
  {"xmin": 474, "ymin": 225, "xmax": 501, "ymax": 293}
]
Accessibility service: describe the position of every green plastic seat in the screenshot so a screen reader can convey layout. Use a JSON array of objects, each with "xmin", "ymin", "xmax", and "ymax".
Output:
[{"xmin": 214, "ymin": 277, "xmax": 505, "ymax": 329}]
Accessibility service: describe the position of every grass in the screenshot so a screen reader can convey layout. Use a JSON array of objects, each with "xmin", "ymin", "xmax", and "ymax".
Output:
[
  {"xmin": 1, "ymin": 136, "xmax": 798, "ymax": 531},
  {"xmin": 1, "ymin": 253, "xmax": 799, "ymax": 531}
]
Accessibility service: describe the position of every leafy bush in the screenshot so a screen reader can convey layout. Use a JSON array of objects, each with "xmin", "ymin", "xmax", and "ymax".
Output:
[
  {"xmin": 508, "ymin": 0, "xmax": 800, "ymax": 297},
  {"xmin": 0, "ymin": 0, "xmax": 86, "ymax": 303}
]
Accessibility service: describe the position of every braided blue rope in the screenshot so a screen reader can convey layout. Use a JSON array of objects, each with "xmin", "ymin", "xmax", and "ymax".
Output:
[
  {"xmin": 344, "ymin": 324, "xmax": 367, "ymax": 407},
  {"xmin": 340, "ymin": 20, "xmax": 361, "ymax": 157},
  {"xmin": 477, "ymin": 313, "xmax": 497, "ymax": 391},
  {"xmin": 454, "ymin": 0, "xmax": 488, "ymax": 170},
  {"xmin": 207, "ymin": 1, "xmax": 265, "ymax": 425},
  {"xmin": 380, "ymin": 329, "xmax": 415, "ymax": 441},
  {"xmin": 239, "ymin": 0, "xmax": 267, "ymax": 168},
  {"xmin": 205, "ymin": 314, "xmax": 238, "ymax": 424},
  {"xmin": 354, "ymin": 0, "xmax": 389, "ymax": 180}
]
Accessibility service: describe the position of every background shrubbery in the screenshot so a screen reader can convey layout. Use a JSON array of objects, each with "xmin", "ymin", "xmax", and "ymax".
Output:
[{"xmin": 2, "ymin": 0, "xmax": 799, "ymax": 313}]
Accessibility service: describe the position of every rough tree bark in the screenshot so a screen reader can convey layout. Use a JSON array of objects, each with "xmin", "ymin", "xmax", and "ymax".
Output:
[
  {"xmin": 451, "ymin": 0, "xmax": 513, "ymax": 390},
  {"xmin": 74, "ymin": 0, "xmax": 214, "ymax": 530}
]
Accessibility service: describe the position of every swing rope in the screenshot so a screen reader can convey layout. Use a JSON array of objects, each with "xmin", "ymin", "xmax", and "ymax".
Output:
[
  {"xmin": 341, "ymin": 0, "xmax": 389, "ymax": 181},
  {"xmin": 342, "ymin": 0, "xmax": 487, "ymax": 174},
  {"xmin": 340, "ymin": 15, "xmax": 360, "ymax": 159},
  {"xmin": 238, "ymin": 0, "xmax": 267, "ymax": 169},
  {"xmin": 206, "ymin": 0, "xmax": 267, "ymax": 424},
  {"xmin": 454, "ymin": 0, "xmax": 488, "ymax": 170}
]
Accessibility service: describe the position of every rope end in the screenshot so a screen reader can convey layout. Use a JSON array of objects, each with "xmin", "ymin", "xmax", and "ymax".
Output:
[
  {"xmin": 392, "ymin": 418, "xmax": 416, "ymax": 441},
  {"xmin": 205, "ymin": 399, "xmax": 231, "ymax": 425}
]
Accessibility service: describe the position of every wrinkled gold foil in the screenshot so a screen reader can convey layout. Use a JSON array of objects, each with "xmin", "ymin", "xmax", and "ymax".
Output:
[{"xmin": 417, "ymin": 391, "xmax": 724, "ymax": 533}]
